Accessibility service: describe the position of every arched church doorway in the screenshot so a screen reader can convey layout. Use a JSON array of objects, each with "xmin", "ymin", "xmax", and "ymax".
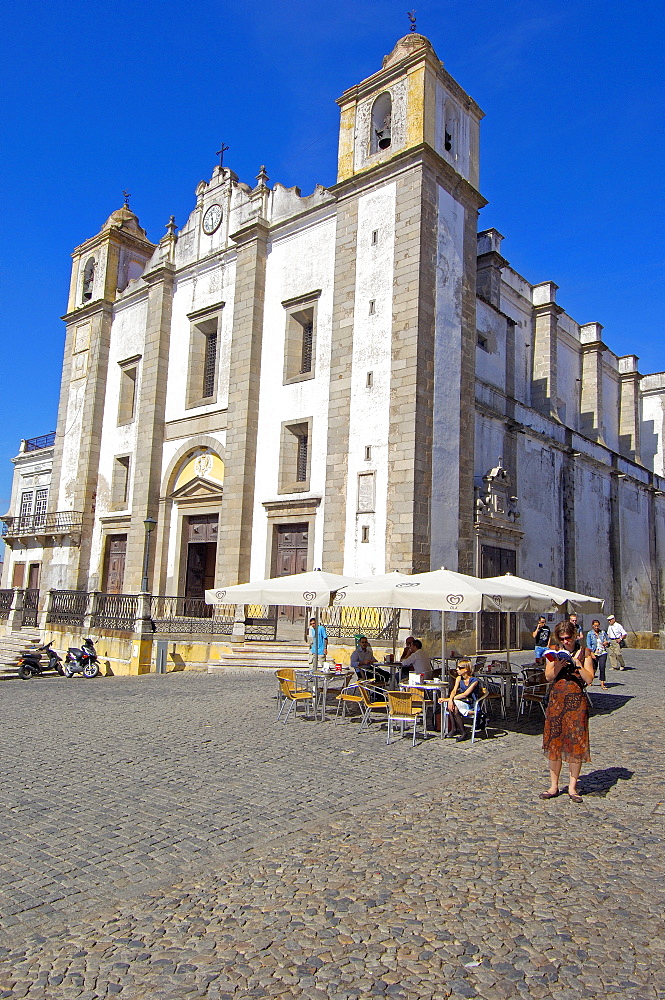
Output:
[{"xmin": 184, "ymin": 513, "xmax": 218, "ymax": 599}]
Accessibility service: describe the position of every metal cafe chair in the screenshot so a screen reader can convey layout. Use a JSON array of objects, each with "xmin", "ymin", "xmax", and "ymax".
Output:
[
  {"xmin": 276, "ymin": 672, "xmax": 314, "ymax": 723},
  {"xmin": 386, "ymin": 690, "xmax": 426, "ymax": 747}
]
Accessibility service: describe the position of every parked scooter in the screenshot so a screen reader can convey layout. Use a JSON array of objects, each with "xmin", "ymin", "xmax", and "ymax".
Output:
[
  {"xmin": 64, "ymin": 637, "xmax": 100, "ymax": 678},
  {"xmin": 17, "ymin": 641, "xmax": 65, "ymax": 680}
]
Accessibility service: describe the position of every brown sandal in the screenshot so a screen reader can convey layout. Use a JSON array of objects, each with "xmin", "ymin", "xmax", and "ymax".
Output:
[
  {"xmin": 539, "ymin": 790, "xmax": 560, "ymax": 799},
  {"xmin": 568, "ymin": 791, "xmax": 583, "ymax": 803}
]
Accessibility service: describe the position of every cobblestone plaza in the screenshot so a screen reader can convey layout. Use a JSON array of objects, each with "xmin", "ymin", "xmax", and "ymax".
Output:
[{"xmin": 1, "ymin": 655, "xmax": 663, "ymax": 999}]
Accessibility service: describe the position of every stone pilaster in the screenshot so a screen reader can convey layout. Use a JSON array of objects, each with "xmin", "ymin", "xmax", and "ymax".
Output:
[
  {"xmin": 618, "ymin": 355, "xmax": 642, "ymax": 463},
  {"xmin": 125, "ymin": 254, "xmax": 176, "ymax": 590},
  {"xmin": 385, "ymin": 168, "xmax": 432, "ymax": 573},
  {"xmin": 217, "ymin": 219, "xmax": 269, "ymax": 584},
  {"xmin": 531, "ymin": 281, "xmax": 562, "ymax": 420},
  {"xmin": 457, "ymin": 197, "xmax": 481, "ymax": 576},
  {"xmin": 580, "ymin": 323, "xmax": 606, "ymax": 443},
  {"xmin": 44, "ymin": 302, "xmax": 115, "ymax": 590},
  {"xmin": 322, "ymin": 198, "xmax": 359, "ymax": 574}
]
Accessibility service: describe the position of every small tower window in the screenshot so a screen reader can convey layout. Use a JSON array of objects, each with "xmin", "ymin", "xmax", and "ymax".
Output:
[
  {"xmin": 371, "ymin": 229, "xmax": 379, "ymax": 246},
  {"xmin": 443, "ymin": 103, "xmax": 459, "ymax": 157},
  {"xmin": 82, "ymin": 258, "xmax": 96, "ymax": 302},
  {"xmin": 366, "ymin": 371, "xmax": 373, "ymax": 388},
  {"xmin": 361, "ymin": 526, "xmax": 370, "ymax": 543},
  {"xmin": 369, "ymin": 299, "xmax": 376, "ymax": 315},
  {"xmin": 370, "ymin": 92, "xmax": 392, "ymax": 154},
  {"xmin": 364, "ymin": 446, "xmax": 372, "ymax": 461}
]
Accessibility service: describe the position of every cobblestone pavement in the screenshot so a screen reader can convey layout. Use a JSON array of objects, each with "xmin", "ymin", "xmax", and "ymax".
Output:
[{"xmin": 0, "ymin": 651, "xmax": 663, "ymax": 999}]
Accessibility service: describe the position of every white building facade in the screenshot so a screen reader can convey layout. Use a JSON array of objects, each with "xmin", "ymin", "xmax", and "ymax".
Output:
[{"xmin": 5, "ymin": 33, "xmax": 665, "ymax": 649}]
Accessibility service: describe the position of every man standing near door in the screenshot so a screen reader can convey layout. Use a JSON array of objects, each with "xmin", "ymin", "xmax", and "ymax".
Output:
[{"xmin": 308, "ymin": 617, "xmax": 328, "ymax": 668}]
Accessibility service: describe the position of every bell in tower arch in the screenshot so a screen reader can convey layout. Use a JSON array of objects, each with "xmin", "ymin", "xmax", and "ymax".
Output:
[{"xmin": 371, "ymin": 92, "xmax": 392, "ymax": 153}]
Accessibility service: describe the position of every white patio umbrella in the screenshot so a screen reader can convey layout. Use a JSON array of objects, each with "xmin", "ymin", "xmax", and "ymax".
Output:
[
  {"xmin": 333, "ymin": 568, "xmax": 551, "ymax": 668},
  {"xmin": 205, "ymin": 570, "xmax": 362, "ymax": 669},
  {"xmin": 483, "ymin": 574, "xmax": 605, "ymax": 615},
  {"xmin": 481, "ymin": 573, "xmax": 604, "ymax": 666}
]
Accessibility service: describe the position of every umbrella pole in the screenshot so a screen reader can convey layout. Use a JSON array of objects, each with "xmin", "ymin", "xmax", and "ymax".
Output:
[
  {"xmin": 314, "ymin": 607, "xmax": 320, "ymax": 671},
  {"xmin": 505, "ymin": 611, "xmax": 511, "ymax": 668},
  {"xmin": 441, "ymin": 612, "xmax": 447, "ymax": 673},
  {"xmin": 392, "ymin": 608, "xmax": 397, "ymax": 661}
]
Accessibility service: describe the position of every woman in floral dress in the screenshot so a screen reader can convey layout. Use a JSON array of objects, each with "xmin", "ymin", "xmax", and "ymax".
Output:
[{"xmin": 540, "ymin": 620, "xmax": 595, "ymax": 803}]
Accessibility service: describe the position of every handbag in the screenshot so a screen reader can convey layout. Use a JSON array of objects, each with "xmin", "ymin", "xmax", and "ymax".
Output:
[{"xmin": 619, "ymin": 637, "xmax": 626, "ymax": 648}]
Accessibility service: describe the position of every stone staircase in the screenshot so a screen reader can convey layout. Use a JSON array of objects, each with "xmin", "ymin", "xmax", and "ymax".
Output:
[
  {"xmin": 208, "ymin": 640, "xmax": 312, "ymax": 673},
  {"xmin": 0, "ymin": 628, "xmax": 43, "ymax": 680}
]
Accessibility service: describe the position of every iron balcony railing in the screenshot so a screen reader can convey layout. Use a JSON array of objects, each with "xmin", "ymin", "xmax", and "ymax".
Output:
[
  {"xmin": 1, "ymin": 511, "xmax": 84, "ymax": 537},
  {"xmin": 151, "ymin": 596, "xmax": 236, "ymax": 635},
  {"xmin": 24, "ymin": 432, "xmax": 56, "ymax": 451},
  {"xmin": 0, "ymin": 590, "xmax": 13, "ymax": 621}
]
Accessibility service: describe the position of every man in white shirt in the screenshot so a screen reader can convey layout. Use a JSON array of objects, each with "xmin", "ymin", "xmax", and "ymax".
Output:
[
  {"xmin": 606, "ymin": 614, "xmax": 627, "ymax": 670},
  {"xmin": 400, "ymin": 638, "xmax": 432, "ymax": 680}
]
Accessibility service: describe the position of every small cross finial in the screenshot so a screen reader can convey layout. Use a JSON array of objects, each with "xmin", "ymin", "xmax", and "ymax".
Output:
[
  {"xmin": 407, "ymin": 9, "xmax": 417, "ymax": 32},
  {"xmin": 122, "ymin": 189, "xmax": 131, "ymax": 208},
  {"xmin": 216, "ymin": 141, "xmax": 230, "ymax": 168},
  {"xmin": 165, "ymin": 215, "xmax": 177, "ymax": 237},
  {"xmin": 256, "ymin": 164, "xmax": 269, "ymax": 187}
]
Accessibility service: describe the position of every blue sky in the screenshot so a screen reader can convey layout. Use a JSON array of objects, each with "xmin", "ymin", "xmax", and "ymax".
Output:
[{"xmin": 0, "ymin": 0, "xmax": 663, "ymax": 534}]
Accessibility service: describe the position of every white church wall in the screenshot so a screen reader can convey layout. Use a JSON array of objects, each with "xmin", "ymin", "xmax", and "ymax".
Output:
[
  {"xmin": 431, "ymin": 184, "xmax": 465, "ymax": 571},
  {"xmin": 618, "ymin": 483, "xmax": 655, "ymax": 632},
  {"xmin": 601, "ymin": 362, "xmax": 620, "ymax": 452},
  {"xmin": 343, "ymin": 183, "xmax": 396, "ymax": 576},
  {"xmin": 475, "ymin": 299, "xmax": 506, "ymax": 391},
  {"xmin": 516, "ymin": 435, "xmax": 565, "ymax": 584},
  {"xmin": 251, "ymin": 214, "xmax": 337, "ymax": 578},
  {"xmin": 556, "ymin": 332, "xmax": 581, "ymax": 430},
  {"xmin": 571, "ymin": 464, "xmax": 613, "ymax": 605},
  {"xmin": 640, "ymin": 375, "xmax": 665, "ymax": 475},
  {"xmin": 474, "ymin": 413, "xmax": 506, "ymax": 480},
  {"xmin": 164, "ymin": 255, "xmax": 237, "ymax": 422}
]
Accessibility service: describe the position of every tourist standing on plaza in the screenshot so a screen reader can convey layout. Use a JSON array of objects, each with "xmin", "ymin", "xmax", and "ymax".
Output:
[
  {"xmin": 540, "ymin": 621, "xmax": 595, "ymax": 803},
  {"xmin": 586, "ymin": 619, "xmax": 609, "ymax": 690},
  {"xmin": 606, "ymin": 614, "xmax": 627, "ymax": 670},
  {"xmin": 532, "ymin": 616, "xmax": 551, "ymax": 660},
  {"xmin": 567, "ymin": 613, "xmax": 584, "ymax": 642},
  {"xmin": 308, "ymin": 617, "xmax": 328, "ymax": 668}
]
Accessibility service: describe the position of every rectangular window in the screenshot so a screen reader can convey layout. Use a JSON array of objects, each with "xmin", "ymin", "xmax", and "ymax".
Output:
[
  {"xmin": 361, "ymin": 525, "xmax": 370, "ymax": 543},
  {"xmin": 34, "ymin": 488, "xmax": 48, "ymax": 527},
  {"xmin": 364, "ymin": 445, "xmax": 372, "ymax": 461},
  {"xmin": 118, "ymin": 359, "xmax": 139, "ymax": 424},
  {"xmin": 366, "ymin": 371, "xmax": 373, "ymax": 388},
  {"xmin": 282, "ymin": 291, "xmax": 321, "ymax": 384},
  {"xmin": 202, "ymin": 331, "xmax": 218, "ymax": 398},
  {"xmin": 296, "ymin": 433, "xmax": 308, "ymax": 482},
  {"xmin": 279, "ymin": 419, "xmax": 312, "ymax": 493},
  {"xmin": 186, "ymin": 308, "xmax": 222, "ymax": 408},
  {"xmin": 371, "ymin": 229, "xmax": 379, "ymax": 246},
  {"xmin": 369, "ymin": 299, "xmax": 376, "ymax": 315},
  {"xmin": 19, "ymin": 491, "xmax": 33, "ymax": 519},
  {"xmin": 111, "ymin": 456, "xmax": 131, "ymax": 510}
]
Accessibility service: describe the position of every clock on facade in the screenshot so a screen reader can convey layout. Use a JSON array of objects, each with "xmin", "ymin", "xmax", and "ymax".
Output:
[{"xmin": 202, "ymin": 204, "xmax": 222, "ymax": 235}]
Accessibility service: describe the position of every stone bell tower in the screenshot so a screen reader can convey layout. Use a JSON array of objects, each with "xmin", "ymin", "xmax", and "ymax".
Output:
[
  {"xmin": 42, "ymin": 204, "xmax": 155, "ymax": 592},
  {"xmin": 323, "ymin": 33, "xmax": 485, "ymax": 577}
]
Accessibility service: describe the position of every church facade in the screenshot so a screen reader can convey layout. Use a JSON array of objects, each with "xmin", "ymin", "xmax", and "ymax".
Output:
[{"xmin": 7, "ymin": 32, "xmax": 665, "ymax": 647}]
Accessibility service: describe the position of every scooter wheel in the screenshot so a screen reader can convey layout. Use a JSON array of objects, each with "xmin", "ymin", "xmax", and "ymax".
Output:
[
  {"xmin": 17, "ymin": 664, "xmax": 32, "ymax": 679},
  {"xmin": 64, "ymin": 666, "xmax": 75, "ymax": 678},
  {"xmin": 56, "ymin": 664, "xmax": 65, "ymax": 676},
  {"xmin": 83, "ymin": 662, "xmax": 100, "ymax": 678}
]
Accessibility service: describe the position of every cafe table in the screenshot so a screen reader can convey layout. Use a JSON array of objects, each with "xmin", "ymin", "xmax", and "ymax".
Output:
[
  {"xmin": 399, "ymin": 679, "xmax": 448, "ymax": 737},
  {"xmin": 299, "ymin": 668, "xmax": 352, "ymax": 721}
]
